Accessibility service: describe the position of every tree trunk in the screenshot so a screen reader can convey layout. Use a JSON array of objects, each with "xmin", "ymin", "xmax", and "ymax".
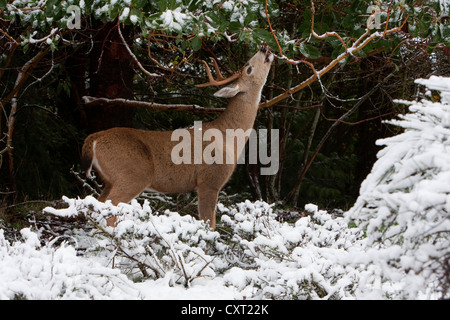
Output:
[{"xmin": 86, "ymin": 20, "xmax": 135, "ymax": 133}]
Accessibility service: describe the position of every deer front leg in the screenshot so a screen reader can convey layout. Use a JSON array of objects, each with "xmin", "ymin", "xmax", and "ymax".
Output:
[{"xmin": 197, "ymin": 187, "xmax": 220, "ymax": 230}]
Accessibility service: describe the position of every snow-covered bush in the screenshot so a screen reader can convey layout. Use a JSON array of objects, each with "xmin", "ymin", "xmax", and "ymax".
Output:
[
  {"xmin": 219, "ymin": 202, "xmax": 365, "ymax": 299},
  {"xmin": 347, "ymin": 76, "xmax": 450, "ymax": 299},
  {"xmin": 0, "ymin": 227, "xmax": 140, "ymax": 299},
  {"xmin": 0, "ymin": 188, "xmax": 447, "ymax": 299},
  {"xmin": 45, "ymin": 196, "xmax": 221, "ymax": 287},
  {"xmin": 39, "ymin": 196, "xmax": 375, "ymax": 299}
]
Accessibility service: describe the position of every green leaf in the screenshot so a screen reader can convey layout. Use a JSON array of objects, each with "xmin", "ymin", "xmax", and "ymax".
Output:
[
  {"xmin": 244, "ymin": 12, "xmax": 257, "ymax": 26},
  {"xmin": 0, "ymin": 0, "xmax": 7, "ymax": 9},
  {"xmin": 228, "ymin": 21, "xmax": 242, "ymax": 34},
  {"xmin": 331, "ymin": 46, "xmax": 345, "ymax": 60},
  {"xmin": 157, "ymin": 0, "xmax": 167, "ymax": 12},
  {"xmin": 45, "ymin": 0, "xmax": 58, "ymax": 16},
  {"xmin": 192, "ymin": 36, "xmax": 202, "ymax": 51},
  {"xmin": 168, "ymin": 0, "xmax": 178, "ymax": 10},
  {"xmin": 130, "ymin": 8, "xmax": 143, "ymax": 25},
  {"xmin": 253, "ymin": 28, "xmax": 274, "ymax": 44},
  {"xmin": 300, "ymin": 43, "xmax": 321, "ymax": 59}
]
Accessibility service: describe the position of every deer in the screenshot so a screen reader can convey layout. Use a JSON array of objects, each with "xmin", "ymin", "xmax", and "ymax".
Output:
[{"xmin": 81, "ymin": 45, "xmax": 274, "ymax": 229}]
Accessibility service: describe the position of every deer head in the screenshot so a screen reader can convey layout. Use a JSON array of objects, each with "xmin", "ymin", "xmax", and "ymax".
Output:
[{"xmin": 197, "ymin": 45, "xmax": 274, "ymax": 99}]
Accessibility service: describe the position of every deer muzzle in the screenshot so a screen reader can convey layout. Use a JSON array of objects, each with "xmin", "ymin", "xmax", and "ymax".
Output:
[{"xmin": 260, "ymin": 45, "xmax": 273, "ymax": 63}]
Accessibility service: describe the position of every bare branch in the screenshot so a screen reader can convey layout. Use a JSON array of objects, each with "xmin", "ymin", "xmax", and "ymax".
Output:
[
  {"xmin": 260, "ymin": 1, "xmax": 410, "ymax": 110},
  {"xmin": 265, "ymin": 0, "xmax": 283, "ymax": 56},
  {"xmin": 1, "ymin": 46, "xmax": 50, "ymax": 194},
  {"xmin": 116, "ymin": 22, "xmax": 162, "ymax": 79},
  {"xmin": 285, "ymin": 69, "xmax": 398, "ymax": 204},
  {"xmin": 310, "ymin": 0, "xmax": 348, "ymax": 51},
  {"xmin": 82, "ymin": 96, "xmax": 224, "ymax": 114}
]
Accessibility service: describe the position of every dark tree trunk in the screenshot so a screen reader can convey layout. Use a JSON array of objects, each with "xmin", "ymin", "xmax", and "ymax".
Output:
[{"xmin": 86, "ymin": 20, "xmax": 135, "ymax": 133}]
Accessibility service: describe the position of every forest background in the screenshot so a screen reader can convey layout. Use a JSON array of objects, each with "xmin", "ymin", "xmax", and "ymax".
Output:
[{"xmin": 1, "ymin": 0, "xmax": 449, "ymax": 218}]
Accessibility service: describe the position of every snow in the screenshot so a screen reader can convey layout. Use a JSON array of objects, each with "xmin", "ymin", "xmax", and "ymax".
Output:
[
  {"xmin": 130, "ymin": 15, "xmax": 139, "ymax": 24},
  {"xmin": 0, "ymin": 228, "xmax": 136, "ymax": 299},
  {"xmin": 415, "ymin": 76, "xmax": 450, "ymax": 103},
  {"xmin": 222, "ymin": 1, "xmax": 234, "ymax": 11},
  {"xmin": 0, "ymin": 198, "xmax": 357, "ymax": 299},
  {"xmin": 347, "ymin": 75, "xmax": 450, "ymax": 298},
  {"xmin": 1, "ymin": 76, "xmax": 449, "ymax": 300},
  {"xmin": 119, "ymin": 7, "xmax": 130, "ymax": 21}
]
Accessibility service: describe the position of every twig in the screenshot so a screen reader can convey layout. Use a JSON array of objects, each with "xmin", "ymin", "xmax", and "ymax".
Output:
[
  {"xmin": 310, "ymin": 0, "xmax": 347, "ymax": 51},
  {"xmin": 3, "ymin": 47, "xmax": 50, "ymax": 194},
  {"xmin": 274, "ymin": 54, "xmax": 320, "ymax": 82},
  {"xmin": 70, "ymin": 167, "xmax": 100, "ymax": 196},
  {"xmin": 260, "ymin": 2, "xmax": 410, "ymax": 110},
  {"xmin": 383, "ymin": 1, "xmax": 393, "ymax": 39},
  {"xmin": 116, "ymin": 21, "xmax": 161, "ymax": 79},
  {"xmin": 178, "ymin": 255, "xmax": 190, "ymax": 287},
  {"xmin": 19, "ymin": 51, "xmax": 55, "ymax": 100},
  {"xmin": 147, "ymin": 31, "xmax": 187, "ymax": 73},
  {"xmin": 84, "ymin": 212, "xmax": 157, "ymax": 277},
  {"xmin": 264, "ymin": 0, "xmax": 283, "ymax": 56},
  {"xmin": 285, "ymin": 69, "xmax": 398, "ymax": 204},
  {"xmin": 95, "ymin": 23, "xmax": 119, "ymax": 74},
  {"xmin": 320, "ymin": 110, "xmax": 395, "ymax": 125},
  {"xmin": 0, "ymin": 28, "xmax": 19, "ymax": 44}
]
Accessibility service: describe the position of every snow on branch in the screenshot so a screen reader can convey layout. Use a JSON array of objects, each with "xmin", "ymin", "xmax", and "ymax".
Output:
[
  {"xmin": 82, "ymin": 96, "xmax": 224, "ymax": 114},
  {"xmin": 347, "ymin": 76, "xmax": 450, "ymax": 299}
]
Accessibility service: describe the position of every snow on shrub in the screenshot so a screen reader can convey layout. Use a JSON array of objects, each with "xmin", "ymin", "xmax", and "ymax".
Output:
[
  {"xmin": 0, "ymin": 227, "xmax": 140, "ymax": 299},
  {"xmin": 219, "ymin": 202, "xmax": 365, "ymax": 299},
  {"xmin": 45, "ymin": 196, "xmax": 220, "ymax": 287},
  {"xmin": 347, "ymin": 75, "xmax": 450, "ymax": 299},
  {"xmin": 43, "ymin": 197, "xmax": 375, "ymax": 299},
  {"xmin": 0, "ymin": 187, "xmax": 446, "ymax": 299},
  {"xmin": 39, "ymin": 196, "xmax": 370, "ymax": 299}
]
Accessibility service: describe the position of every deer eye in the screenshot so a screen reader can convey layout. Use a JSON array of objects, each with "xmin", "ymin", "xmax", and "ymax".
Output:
[{"xmin": 246, "ymin": 66, "xmax": 253, "ymax": 74}]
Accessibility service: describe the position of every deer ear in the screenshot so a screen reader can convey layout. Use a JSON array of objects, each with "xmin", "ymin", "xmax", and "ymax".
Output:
[{"xmin": 213, "ymin": 84, "xmax": 241, "ymax": 98}]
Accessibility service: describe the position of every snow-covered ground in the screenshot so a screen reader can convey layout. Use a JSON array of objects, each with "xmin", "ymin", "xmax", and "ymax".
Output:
[{"xmin": 1, "ymin": 76, "xmax": 449, "ymax": 300}]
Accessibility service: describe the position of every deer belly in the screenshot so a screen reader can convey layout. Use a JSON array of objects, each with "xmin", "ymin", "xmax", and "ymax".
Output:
[
  {"xmin": 148, "ymin": 173, "xmax": 197, "ymax": 194},
  {"xmin": 147, "ymin": 183, "xmax": 196, "ymax": 194}
]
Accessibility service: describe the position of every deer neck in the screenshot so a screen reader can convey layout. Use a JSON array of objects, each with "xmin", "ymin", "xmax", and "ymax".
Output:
[{"xmin": 213, "ymin": 91, "xmax": 260, "ymax": 132}]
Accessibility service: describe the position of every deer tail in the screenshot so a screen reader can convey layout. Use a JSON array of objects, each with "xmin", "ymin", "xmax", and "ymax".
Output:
[{"xmin": 81, "ymin": 136, "xmax": 95, "ymax": 179}]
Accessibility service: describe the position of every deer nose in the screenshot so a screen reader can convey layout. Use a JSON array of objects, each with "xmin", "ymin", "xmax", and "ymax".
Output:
[{"xmin": 259, "ymin": 45, "xmax": 269, "ymax": 54}]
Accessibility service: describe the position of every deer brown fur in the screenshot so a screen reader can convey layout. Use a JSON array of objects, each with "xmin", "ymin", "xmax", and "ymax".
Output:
[{"xmin": 81, "ymin": 46, "xmax": 274, "ymax": 229}]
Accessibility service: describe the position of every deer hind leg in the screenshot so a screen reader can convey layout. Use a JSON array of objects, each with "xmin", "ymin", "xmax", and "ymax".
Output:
[
  {"xmin": 97, "ymin": 183, "xmax": 112, "ymax": 203},
  {"xmin": 197, "ymin": 187, "xmax": 220, "ymax": 230},
  {"xmin": 100, "ymin": 181, "xmax": 148, "ymax": 227}
]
